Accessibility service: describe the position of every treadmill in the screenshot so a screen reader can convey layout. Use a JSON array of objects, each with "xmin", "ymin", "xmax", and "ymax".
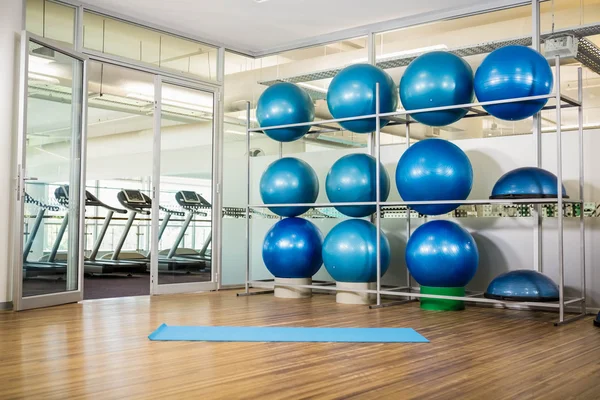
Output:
[
  {"xmin": 55, "ymin": 185, "xmax": 149, "ymax": 274},
  {"xmin": 159, "ymin": 190, "xmax": 212, "ymax": 269},
  {"xmin": 108, "ymin": 189, "xmax": 189, "ymax": 271},
  {"xmin": 22, "ymin": 192, "xmax": 67, "ymax": 277}
]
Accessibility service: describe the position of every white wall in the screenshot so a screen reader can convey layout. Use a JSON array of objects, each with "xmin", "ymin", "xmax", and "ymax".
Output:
[
  {"xmin": 222, "ymin": 130, "xmax": 600, "ymax": 308},
  {"xmin": 0, "ymin": 0, "xmax": 23, "ymax": 305}
]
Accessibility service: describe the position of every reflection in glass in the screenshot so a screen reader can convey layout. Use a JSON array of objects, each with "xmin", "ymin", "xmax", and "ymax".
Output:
[
  {"xmin": 84, "ymin": 62, "xmax": 154, "ymax": 299},
  {"xmin": 22, "ymin": 41, "xmax": 82, "ymax": 297},
  {"xmin": 158, "ymin": 83, "xmax": 214, "ymax": 285}
]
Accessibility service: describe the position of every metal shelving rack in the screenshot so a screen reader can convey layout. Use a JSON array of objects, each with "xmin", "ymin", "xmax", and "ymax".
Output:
[{"xmin": 239, "ymin": 53, "xmax": 587, "ymax": 326}]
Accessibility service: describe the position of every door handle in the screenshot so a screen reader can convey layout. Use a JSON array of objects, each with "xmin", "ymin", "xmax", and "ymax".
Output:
[{"xmin": 24, "ymin": 177, "xmax": 38, "ymax": 181}]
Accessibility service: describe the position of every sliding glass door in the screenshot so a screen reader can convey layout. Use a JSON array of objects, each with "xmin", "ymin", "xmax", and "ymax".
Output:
[
  {"xmin": 13, "ymin": 33, "xmax": 87, "ymax": 310},
  {"xmin": 150, "ymin": 77, "xmax": 219, "ymax": 294}
]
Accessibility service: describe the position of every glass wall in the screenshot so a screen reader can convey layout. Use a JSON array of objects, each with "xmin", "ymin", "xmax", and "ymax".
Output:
[
  {"xmin": 222, "ymin": 39, "xmax": 370, "ymax": 285},
  {"xmin": 84, "ymin": 61, "xmax": 154, "ymax": 298},
  {"xmin": 83, "ymin": 12, "xmax": 219, "ymax": 81},
  {"xmin": 22, "ymin": 39, "xmax": 83, "ymax": 298},
  {"xmin": 157, "ymin": 82, "xmax": 214, "ymax": 285}
]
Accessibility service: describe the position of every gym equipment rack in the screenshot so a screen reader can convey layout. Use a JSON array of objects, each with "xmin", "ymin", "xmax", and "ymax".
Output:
[{"xmin": 238, "ymin": 49, "xmax": 586, "ymax": 325}]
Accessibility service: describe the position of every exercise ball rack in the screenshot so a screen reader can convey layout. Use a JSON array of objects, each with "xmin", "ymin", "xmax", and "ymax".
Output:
[{"xmin": 238, "ymin": 54, "xmax": 587, "ymax": 326}]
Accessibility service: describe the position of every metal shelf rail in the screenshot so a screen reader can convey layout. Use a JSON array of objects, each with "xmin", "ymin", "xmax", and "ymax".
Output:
[{"xmin": 239, "ymin": 54, "xmax": 586, "ymax": 326}]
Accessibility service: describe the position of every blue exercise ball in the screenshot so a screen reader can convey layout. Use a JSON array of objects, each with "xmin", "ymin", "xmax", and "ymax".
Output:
[
  {"xmin": 474, "ymin": 45, "xmax": 553, "ymax": 121},
  {"xmin": 260, "ymin": 157, "xmax": 319, "ymax": 217},
  {"xmin": 256, "ymin": 82, "xmax": 315, "ymax": 142},
  {"xmin": 327, "ymin": 64, "xmax": 398, "ymax": 133},
  {"xmin": 400, "ymin": 51, "xmax": 474, "ymax": 126},
  {"xmin": 485, "ymin": 270, "xmax": 559, "ymax": 302},
  {"xmin": 490, "ymin": 167, "xmax": 568, "ymax": 199},
  {"xmin": 406, "ymin": 220, "xmax": 478, "ymax": 288},
  {"xmin": 322, "ymin": 219, "xmax": 390, "ymax": 283},
  {"xmin": 325, "ymin": 154, "xmax": 390, "ymax": 218},
  {"xmin": 395, "ymin": 138, "xmax": 473, "ymax": 215},
  {"xmin": 263, "ymin": 217, "xmax": 323, "ymax": 279}
]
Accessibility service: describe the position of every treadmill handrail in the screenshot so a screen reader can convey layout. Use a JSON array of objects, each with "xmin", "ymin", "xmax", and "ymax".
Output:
[
  {"xmin": 55, "ymin": 186, "xmax": 128, "ymax": 214},
  {"xmin": 97, "ymin": 202, "xmax": 128, "ymax": 214},
  {"xmin": 160, "ymin": 205, "xmax": 185, "ymax": 217},
  {"xmin": 122, "ymin": 205, "xmax": 151, "ymax": 215},
  {"xmin": 23, "ymin": 192, "xmax": 60, "ymax": 212},
  {"xmin": 181, "ymin": 206, "xmax": 208, "ymax": 217}
]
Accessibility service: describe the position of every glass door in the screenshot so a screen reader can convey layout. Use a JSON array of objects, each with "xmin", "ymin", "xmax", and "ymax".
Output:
[
  {"xmin": 150, "ymin": 77, "xmax": 218, "ymax": 294},
  {"xmin": 13, "ymin": 33, "xmax": 87, "ymax": 310}
]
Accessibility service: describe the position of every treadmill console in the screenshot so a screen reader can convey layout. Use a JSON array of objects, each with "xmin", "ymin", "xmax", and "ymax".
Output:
[
  {"xmin": 117, "ymin": 189, "xmax": 152, "ymax": 214},
  {"xmin": 55, "ymin": 185, "xmax": 100, "ymax": 206},
  {"xmin": 176, "ymin": 191, "xmax": 211, "ymax": 208},
  {"xmin": 55, "ymin": 185, "xmax": 127, "ymax": 213},
  {"xmin": 123, "ymin": 189, "xmax": 147, "ymax": 203}
]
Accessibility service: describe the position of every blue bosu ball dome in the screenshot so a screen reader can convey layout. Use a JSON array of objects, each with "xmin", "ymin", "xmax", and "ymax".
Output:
[
  {"xmin": 485, "ymin": 270, "xmax": 559, "ymax": 302},
  {"xmin": 490, "ymin": 167, "xmax": 568, "ymax": 199}
]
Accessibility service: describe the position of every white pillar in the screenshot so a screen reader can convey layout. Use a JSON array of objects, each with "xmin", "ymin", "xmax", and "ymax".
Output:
[{"xmin": 0, "ymin": 0, "xmax": 24, "ymax": 306}]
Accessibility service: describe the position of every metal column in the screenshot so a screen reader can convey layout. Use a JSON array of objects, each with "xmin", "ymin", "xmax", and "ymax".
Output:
[
  {"xmin": 532, "ymin": 0, "xmax": 543, "ymax": 273},
  {"xmin": 554, "ymin": 56, "xmax": 564, "ymax": 323}
]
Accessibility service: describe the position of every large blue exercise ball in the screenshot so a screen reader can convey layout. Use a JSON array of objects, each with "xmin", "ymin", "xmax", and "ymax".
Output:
[
  {"xmin": 325, "ymin": 154, "xmax": 390, "ymax": 218},
  {"xmin": 400, "ymin": 51, "xmax": 474, "ymax": 126},
  {"xmin": 327, "ymin": 64, "xmax": 398, "ymax": 133},
  {"xmin": 474, "ymin": 45, "xmax": 553, "ymax": 121},
  {"xmin": 395, "ymin": 138, "xmax": 473, "ymax": 215},
  {"xmin": 263, "ymin": 217, "xmax": 323, "ymax": 278},
  {"xmin": 485, "ymin": 270, "xmax": 559, "ymax": 301},
  {"xmin": 490, "ymin": 167, "xmax": 568, "ymax": 199},
  {"xmin": 322, "ymin": 219, "xmax": 390, "ymax": 283},
  {"xmin": 256, "ymin": 82, "xmax": 315, "ymax": 142},
  {"xmin": 406, "ymin": 220, "xmax": 478, "ymax": 288},
  {"xmin": 260, "ymin": 157, "xmax": 319, "ymax": 217}
]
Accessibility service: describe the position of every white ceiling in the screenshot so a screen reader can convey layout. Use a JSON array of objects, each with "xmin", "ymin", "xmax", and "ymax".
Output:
[{"xmin": 87, "ymin": 0, "xmax": 522, "ymax": 54}]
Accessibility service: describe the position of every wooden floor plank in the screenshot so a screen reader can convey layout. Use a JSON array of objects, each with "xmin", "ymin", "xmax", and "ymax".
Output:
[{"xmin": 0, "ymin": 291, "xmax": 598, "ymax": 400}]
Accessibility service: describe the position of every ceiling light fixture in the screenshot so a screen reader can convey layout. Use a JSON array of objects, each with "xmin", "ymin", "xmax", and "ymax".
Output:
[
  {"xmin": 254, "ymin": 0, "xmax": 270, "ymax": 3},
  {"xmin": 541, "ymin": 123, "xmax": 599, "ymax": 132},
  {"xmin": 126, "ymin": 93, "xmax": 213, "ymax": 114},
  {"xmin": 226, "ymin": 129, "xmax": 253, "ymax": 136},
  {"xmin": 29, "ymin": 55, "xmax": 55, "ymax": 65},
  {"xmin": 297, "ymin": 82, "xmax": 328, "ymax": 93},
  {"xmin": 28, "ymin": 73, "xmax": 60, "ymax": 84},
  {"xmin": 352, "ymin": 44, "xmax": 448, "ymax": 64}
]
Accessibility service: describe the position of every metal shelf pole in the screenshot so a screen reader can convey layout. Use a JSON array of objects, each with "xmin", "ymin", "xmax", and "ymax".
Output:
[
  {"xmin": 245, "ymin": 102, "xmax": 251, "ymax": 294},
  {"xmin": 532, "ymin": 0, "xmax": 543, "ymax": 274},
  {"xmin": 405, "ymin": 118, "xmax": 412, "ymax": 299},
  {"xmin": 555, "ymin": 55, "xmax": 565, "ymax": 323},
  {"xmin": 577, "ymin": 67, "xmax": 587, "ymax": 315},
  {"xmin": 375, "ymin": 83, "xmax": 382, "ymax": 307}
]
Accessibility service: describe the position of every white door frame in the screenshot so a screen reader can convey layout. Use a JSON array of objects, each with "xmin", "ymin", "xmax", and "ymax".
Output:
[
  {"xmin": 150, "ymin": 75, "xmax": 220, "ymax": 295},
  {"xmin": 12, "ymin": 32, "xmax": 88, "ymax": 310}
]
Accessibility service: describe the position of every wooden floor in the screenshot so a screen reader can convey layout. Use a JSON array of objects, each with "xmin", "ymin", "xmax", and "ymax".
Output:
[{"xmin": 0, "ymin": 291, "xmax": 599, "ymax": 400}]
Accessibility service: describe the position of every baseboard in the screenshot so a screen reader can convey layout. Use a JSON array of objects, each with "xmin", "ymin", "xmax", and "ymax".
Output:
[{"xmin": 0, "ymin": 301, "xmax": 13, "ymax": 311}]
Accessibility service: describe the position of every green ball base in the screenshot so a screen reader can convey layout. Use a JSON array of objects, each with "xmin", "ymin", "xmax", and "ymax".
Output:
[{"xmin": 419, "ymin": 286, "xmax": 465, "ymax": 311}]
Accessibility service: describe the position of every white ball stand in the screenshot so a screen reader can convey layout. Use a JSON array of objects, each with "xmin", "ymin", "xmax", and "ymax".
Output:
[
  {"xmin": 274, "ymin": 277, "xmax": 312, "ymax": 298},
  {"xmin": 336, "ymin": 282, "xmax": 375, "ymax": 305}
]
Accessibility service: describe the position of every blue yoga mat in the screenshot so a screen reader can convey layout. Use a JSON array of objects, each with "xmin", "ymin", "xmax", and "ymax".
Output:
[{"xmin": 148, "ymin": 324, "xmax": 428, "ymax": 343}]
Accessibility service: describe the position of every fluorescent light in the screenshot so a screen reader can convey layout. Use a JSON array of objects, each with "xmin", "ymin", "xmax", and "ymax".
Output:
[
  {"xmin": 352, "ymin": 44, "xmax": 448, "ymax": 64},
  {"xmin": 541, "ymin": 123, "xmax": 600, "ymax": 132},
  {"xmin": 255, "ymin": 0, "xmax": 270, "ymax": 2},
  {"xmin": 226, "ymin": 130, "xmax": 253, "ymax": 136},
  {"xmin": 28, "ymin": 73, "xmax": 60, "ymax": 84},
  {"xmin": 297, "ymin": 82, "xmax": 327, "ymax": 93},
  {"xmin": 30, "ymin": 55, "xmax": 54, "ymax": 65},
  {"xmin": 236, "ymin": 115, "xmax": 258, "ymax": 123},
  {"xmin": 126, "ymin": 93, "xmax": 213, "ymax": 113}
]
